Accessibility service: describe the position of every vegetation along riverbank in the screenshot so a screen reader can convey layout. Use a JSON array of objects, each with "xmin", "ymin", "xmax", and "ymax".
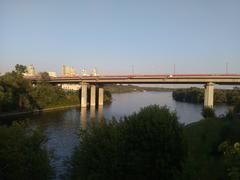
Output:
[
  {"xmin": 105, "ymin": 84, "xmax": 173, "ymax": 93},
  {"xmin": 1, "ymin": 65, "xmax": 240, "ymax": 179},
  {"xmin": 0, "ymin": 64, "xmax": 112, "ymax": 116},
  {"xmin": 173, "ymin": 87, "xmax": 240, "ymax": 104},
  {"xmin": 1, "ymin": 104, "xmax": 240, "ymax": 180}
]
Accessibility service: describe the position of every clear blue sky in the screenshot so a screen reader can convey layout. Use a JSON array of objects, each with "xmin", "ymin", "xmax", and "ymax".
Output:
[{"xmin": 1, "ymin": 0, "xmax": 240, "ymax": 75}]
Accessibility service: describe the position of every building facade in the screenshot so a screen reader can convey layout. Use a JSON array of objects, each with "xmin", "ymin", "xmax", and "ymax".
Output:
[
  {"xmin": 24, "ymin": 64, "xmax": 37, "ymax": 76},
  {"xmin": 62, "ymin": 65, "xmax": 76, "ymax": 76}
]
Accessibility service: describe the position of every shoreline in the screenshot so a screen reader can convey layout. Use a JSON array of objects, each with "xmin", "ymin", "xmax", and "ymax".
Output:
[
  {"xmin": 111, "ymin": 89, "xmax": 173, "ymax": 94},
  {"xmin": 0, "ymin": 104, "xmax": 80, "ymax": 118}
]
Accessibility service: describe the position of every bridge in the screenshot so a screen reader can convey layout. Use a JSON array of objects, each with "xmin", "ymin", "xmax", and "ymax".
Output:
[{"xmin": 27, "ymin": 74, "xmax": 240, "ymax": 108}]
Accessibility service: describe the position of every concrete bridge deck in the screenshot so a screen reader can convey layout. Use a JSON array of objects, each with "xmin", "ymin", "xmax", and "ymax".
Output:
[
  {"xmin": 26, "ymin": 74, "xmax": 240, "ymax": 108},
  {"xmin": 28, "ymin": 74, "xmax": 240, "ymax": 85}
]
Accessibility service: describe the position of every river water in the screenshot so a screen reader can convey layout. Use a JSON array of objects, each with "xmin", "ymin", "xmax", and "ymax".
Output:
[{"xmin": 15, "ymin": 92, "xmax": 229, "ymax": 178}]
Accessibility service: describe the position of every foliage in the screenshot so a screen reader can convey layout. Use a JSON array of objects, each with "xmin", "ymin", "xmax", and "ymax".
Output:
[
  {"xmin": 104, "ymin": 85, "xmax": 173, "ymax": 93},
  {"xmin": 104, "ymin": 90, "xmax": 112, "ymax": 104},
  {"xmin": 0, "ymin": 67, "xmax": 37, "ymax": 112},
  {"xmin": 39, "ymin": 72, "xmax": 51, "ymax": 82},
  {"xmin": 183, "ymin": 108, "xmax": 240, "ymax": 180},
  {"xmin": 0, "ymin": 123, "xmax": 54, "ymax": 180},
  {"xmin": 202, "ymin": 107, "xmax": 216, "ymax": 118},
  {"xmin": 183, "ymin": 118, "xmax": 229, "ymax": 180},
  {"xmin": 233, "ymin": 102, "xmax": 240, "ymax": 114},
  {"xmin": 173, "ymin": 87, "xmax": 240, "ymax": 104},
  {"xmin": 0, "ymin": 65, "xmax": 112, "ymax": 113},
  {"xmin": 15, "ymin": 64, "xmax": 27, "ymax": 75},
  {"xmin": 68, "ymin": 105, "xmax": 185, "ymax": 180},
  {"xmin": 172, "ymin": 87, "xmax": 204, "ymax": 103},
  {"xmin": 0, "ymin": 67, "xmax": 80, "ymax": 113},
  {"xmin": 219, "ymin": 141, "xmax": 240, "ymax": 180}
]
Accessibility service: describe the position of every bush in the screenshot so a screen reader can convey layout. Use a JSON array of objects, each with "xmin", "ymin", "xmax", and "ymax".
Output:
[
  {"xmin": 183, "ymin": 118, "xmax": 230, "ymax": 180},
  {"xmin": 219, "ymin": 141, "xmax": 240, "ymax": 180},
  {"xmin": 0, "ymin": 123, "xmax": 54, "ymax": 180},
  {"xmin": 202, "ymin": 107, "xmax": 216, "ymax": 118},
  {"xmin": 68, "ymin": 105, "xmax": 185, "ymax": 180},
  {"xmin": 104, "ymin": 90, "xmax": 112, "ymax": 104},
  {"xmin": 234, "ymin": 102, "xmax": 240, "ymax": 115}
]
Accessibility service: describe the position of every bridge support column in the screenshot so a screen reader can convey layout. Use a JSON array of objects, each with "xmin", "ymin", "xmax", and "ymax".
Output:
[
  {"xmin": 81, "ymin": 83, "xmax": 88, "ymax": 108},
  {"xmin": 98, "ymin": 87, "xmax": 104, "ymax": 106},
  {"xmin": 204, "ymin": 82, "xmax": 214, "ymax": 108},
  {"xmin": 90, "ymin": 85, "xmax": 96, "ymax": 107}
]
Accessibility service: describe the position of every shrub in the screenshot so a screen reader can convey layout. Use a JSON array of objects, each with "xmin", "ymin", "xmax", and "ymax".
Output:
[
  {"xmin": 68, "ymin": 105, "xmax": 185, "ymax": 180},
  {"xmin": 0, "ymin": 123, "xmax": 54, "ymax": 180},
  {"xmin": 219, "ymin": 141, "xmax": 240, "ymax": 180},
  {"xmin": 233, "ymin": 102, "xmax": 240, "ymax": 115},
  {"xmin": 202, "ymin": 107, "xmax": 216, "ymax": 118}
]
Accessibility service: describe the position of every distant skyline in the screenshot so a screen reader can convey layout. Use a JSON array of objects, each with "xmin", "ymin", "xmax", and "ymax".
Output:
[{"xmin": 1, "ymin": 0, "xmax": 240, "ymax": 75}]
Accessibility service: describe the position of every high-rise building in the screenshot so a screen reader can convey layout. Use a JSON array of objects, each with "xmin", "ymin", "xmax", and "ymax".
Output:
[
  {"xmin": 62, "ymin": 65, "xmax": 76, "ymax": 76},
  {"xmin": 48, "ymin": 72, "xmax": 57, "ymax": 77},
  {"xmin": 81, "ymin": 68, "xmax": 88, "ymax": 76},
  {"xmin": 91, "ymin": 68, "xmax": 98, "ymax": 76},
  {"xmin": 24, "ymin": 64, "xmax": 37, "ymax": 76},
  {"xmin": 80, "ymin": 68, "xmax": 98, "ymax": 76}
]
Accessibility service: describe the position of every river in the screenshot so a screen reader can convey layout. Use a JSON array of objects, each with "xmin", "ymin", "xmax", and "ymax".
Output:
[{"xmin": 10, "ymin": 91, "xmax": 229, "ymax": 179}]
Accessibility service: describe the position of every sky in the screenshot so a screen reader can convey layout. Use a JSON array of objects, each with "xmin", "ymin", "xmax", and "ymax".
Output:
[{"xmin": 1, "ymin": 0, "xmax": 240, "ymax": 75}]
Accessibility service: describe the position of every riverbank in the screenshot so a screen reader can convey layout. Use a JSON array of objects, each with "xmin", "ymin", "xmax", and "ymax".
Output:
[
  {"xmin": 0, "ymin": 91, "xmax": 230, "ymax": 178},
  {"xmin": 105, "ymin": 84, "xmax": 174, "ymax": 93},
  {"xmin": 0, "ymin": 104, "xmax": 80, "ymax": 118},
  {"xmin": 173, "ymin": 87, "xmax": 240, "ymax": 104},
  {"xmin": 0, "ymin": 90, "xmax": 112, "ymax": 119}
]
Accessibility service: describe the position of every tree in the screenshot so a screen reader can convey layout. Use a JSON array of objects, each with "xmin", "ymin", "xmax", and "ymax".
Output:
[
  {"xmin": 104, "ymin": 90, "xmax": 112, "ymax": 104},
  {"xmin": 233, "ymin": 102, "xmax": 240, "ymax": 115},
  {"xmin": 0, "ymin": 123, "xmax": 54, "ymax": 179},
  {"xmin": 68, "ymin": 105, "xmax": 185, "ymax": 180},
  {"xmin": 0, "ymin": 69, "xmax": 35, "ymax": 112},
  {"xmin": 219, "ymin": 141, "xmax": 240, "ymax": 180},
  {"xmin": 15, "ymin": 64, "xmax": 27, "ymax": 75},
  {"xmin": 39, "ymin": 72, "xmax": 51, "ymax": 83},
  {"xmin": 202, "ymin": 107, "xmax": 216, "ymax": 118}
]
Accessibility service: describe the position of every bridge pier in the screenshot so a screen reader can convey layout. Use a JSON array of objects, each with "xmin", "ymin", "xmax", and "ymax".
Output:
[
  {"xmin": 90, "ymin": 85, "xmax": 96, "ymax": 107},
  {"xmin": 98, "ymin": 87, "xmax": 104, "ymax": 106},
  {"xmin": 204, "ymin": 82, "xmax": 214, "ymax": 108},
  {"xmin": 80, "ymin": 83, "xmax": 104, "ymax": 108},
  {"xmin": 81, "ymin": 83, "xmax": 88, "ymax": 108}
]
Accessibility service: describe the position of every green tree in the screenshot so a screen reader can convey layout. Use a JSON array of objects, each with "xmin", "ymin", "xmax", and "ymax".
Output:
[
  {"xmin": 39, "ymin": 72, "xmax": 51, "ymax": 82},
  {"xmin": 0, "ymin": 123, "xmax": 54, "ymax": 180},
  {"xmin": 173, "ymin": 87, "xmax": 240, "ymax": 105},
  {"xmin": 0, "ymin": 69, "xmax": 36, "ymax": 112},
  {"xmin": 219, "ymin": 141, "xmax": 240, "ymax": 180},
  {"xmin": 15, "ymin": 64, "xmax": 27, "ymax": 75},
  {"xmin": 104, "ymin": 90, "xmax": 112, "ymax": 104},
  {"xmin": 233, "ymin": 102, "xmax": 240, "ymax": 115},
  {"xmin": 68, "ymin": 105, "xmax": 185, "ymax": 180},
  {"xmin": 202, "ymin": 107, "xmax": 216, "ymax": 118},
  {"xmin": 0, "ymin": 64, "xmax": 112, "ymax": 113},
  {"xmin": 183, "ymin": 118, "xmax": 229, "ymax": 180}
]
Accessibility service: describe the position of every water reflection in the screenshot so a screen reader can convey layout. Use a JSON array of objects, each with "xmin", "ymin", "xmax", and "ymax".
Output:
[
  {"xmin": 90, "ymin": 107, "xmax": 96, "ymax": 128},
  {"xmin": 19, "ymin": 91, "xmax": 229, "ymax": 179},
  {"xmin": 80, "ymin": 107, "xmax": 87, "ymax": 129},
  {"xmin": 97, "ymin": 106, "xmax": 104, "ymax": 126}
]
